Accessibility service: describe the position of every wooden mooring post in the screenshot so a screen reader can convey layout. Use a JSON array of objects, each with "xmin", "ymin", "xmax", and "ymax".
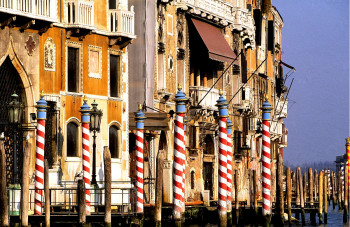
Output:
[
  {"xmin": 332, "ymin": 172, "xmax": 336, "ymax": 209},
  {"xmin": 318, "ymin": 171, "xmax": 323, "ymax": 224},
  {"xmin": 253, "ymin": 169, "xmax": 258, "ymax": 226},
  {"xmin": 0, "ymin": 140, "xmax": 9, "ymax": 227},
  {"xmin": 308, "ymin": 168, "xmax": 316, "ymax": 225},
  {"xmin": 78, "ymin": 179, "xmax": 86, "ymax": 227},
  {"xmin": 276, "ymin": 154, "xmax": 284, "ymax": 225},
  {"xmin": 295, "ymin": 168, "xmax": 300, "ymax": 220},
  {"xmin": 343, "ymin": 165, "xmax": 348, "ymax": 224},
  {"xmin": 297, "ymin": 167, "xmax": 305, "ymax": 225},
  {"xmin": 44, "ymin": 159, "xmax": 50, "ymax": 227},
  {"xmin": 155, "ymin": 151, "xmax": 164, "ymax": 227},
  {"xmin": 21, "ymin": 142, "xmax": 31, "ymax": 227},
  {"xmin": 338, "ymin": 171, "xmax": 343, "ymax": 210},
  {"xmin": 303, "ymin": 172, "xmax": 307, "ymax": 206},
  {"xmin": 323, "ymin": 171, "xmax": 328, "ymax": 224},
  {"xmin": 314, "ymin": 170, "xmax": 318, "ymax": 204},
  {"xmin": 286, "ymin": 168, "xmax": 292, "ymax": 224},
  {"xmin": 104, "ymin": 147, "xmax": 112, "ymax": 227}
]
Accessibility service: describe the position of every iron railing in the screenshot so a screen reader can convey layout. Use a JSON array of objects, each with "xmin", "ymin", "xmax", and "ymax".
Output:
[{"xmin": 7, "ymin": 181, "xmax": 137, "ymax": 215}]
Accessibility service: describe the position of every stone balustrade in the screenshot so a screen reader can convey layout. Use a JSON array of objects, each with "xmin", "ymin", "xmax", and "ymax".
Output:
[
  {"xmin": 65, "ymin": 0, "xmax": 94, "ymax": 29},
  {"xmin": 0, "ymin": 0, "xmax": 57, "ymax": 22},
  {"xmin": 108, "ymin": 6, "xmax": 135, "ymax": 38}
]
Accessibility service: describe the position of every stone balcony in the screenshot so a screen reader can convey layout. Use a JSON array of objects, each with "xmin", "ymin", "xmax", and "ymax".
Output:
[
  {"xmin": 270, "ymin": 120, "xmax": 282, "ymax": 137},
  {"xmin": 275, "ymin": 98, "xmax": 288, "ymax": 118},
  {"xmin": 65, "ymin": 0, "xmax": 94, "ymax": 28},
  {"xmin": 0, "ymin": 0, "xmax": 57, "ymax": 30},
  {"xmin": 176, "ymin": 0, "xmax": 234, "ymax": 25},
  {"xmin": 189, "ymin": 86, "xmax": 222, "ymax": 110},
  {"xmin": 107, "ymin": 6, "xmax": 136, "ymax": 46},
  {"xmin": 65, "ymin": 0, "xmax": 94, "ymax": 38}
]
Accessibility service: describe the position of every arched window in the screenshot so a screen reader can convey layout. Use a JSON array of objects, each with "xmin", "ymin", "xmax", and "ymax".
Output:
[
  {"xmin": 67, "ymin": 122, "xmax": 78, "ymax": 157},
  {"xmin": 191, "ymin": 171, "xmax": 195, "ymax": 189},
  {"xmin": 109, "ymin": 125, "xmax": 121, "ymax": 158}
]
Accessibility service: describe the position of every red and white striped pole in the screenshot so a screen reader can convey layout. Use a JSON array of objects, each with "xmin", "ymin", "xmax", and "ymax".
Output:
[
  {"xmin": 34, "ymin": 91, "xmax": 48, "ymax": 215},
  {"xmin": 80, "ymin": 97, "xmax": 91, "ymax": 214},
  {"xmin": 182, "ymin": 116, "xmax": 188, "ymax": 213},
  {"xmin": 135, "ymin": 103, "xmax": 146, "ymax": 213},
  {"xmin": 226, "ymin": 119, "xmax": 233, "ymax": 213},
  {"xmin": 346, "ymin": 137, "xmax": 350, "ymax": 202},
  {"xmin": 173, "ymin": 84, "xmax": 188, "ymax": 223},
  {"xmin": 261, "ymin": 95, "xmax": 272, "ymax": 224},
  {"xmin": 216, "ymin": 89, "xmax": 228, "ymax": 226}
]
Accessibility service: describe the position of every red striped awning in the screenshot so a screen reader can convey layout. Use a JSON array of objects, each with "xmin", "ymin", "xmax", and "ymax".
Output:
[{"xmin": 191, "ymin": 18, "xmax": 238, "ymax": 64}]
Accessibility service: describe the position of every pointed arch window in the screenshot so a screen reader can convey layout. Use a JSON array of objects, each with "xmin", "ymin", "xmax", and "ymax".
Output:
[
  {"xmin": 109, "ymin": 125, "xmax": 121, "ymax": 158},
  {"xmin": 67, "ymin": 122, "xmax": 79, "ymax": 157}
]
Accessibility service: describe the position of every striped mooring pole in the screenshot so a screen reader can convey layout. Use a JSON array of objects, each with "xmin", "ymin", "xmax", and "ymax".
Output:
[
  {"xmin": 183, "ymin": 116, "xmax": 188, "ymax": 213},
  {"xmin": 80, "ymin": 97, "xmax": 91, "ymax": 214},
  {"xmin": 135, "ymin": 103, "xmax": 146, "ymax": 213},
  {"xmin": 34, "ymin": 91, "xmax": 48, "ymax": 215},
  {"xmin": 346, "ymin": 137, "xmax": 350, "ymax": 199},
  {"xmin": 261, "ymin": 95, "xmax": 272, "ymax": 224},
  {"xmin": 173, "ymin": 84, "xmax": 188, "ymax": 223},
  {"xmin": 216, "ymin": 89, "xmax": 228, "ymax": 226},
  {"xmin": 226, "ymin": 118, "xmax": 233, "ymax": 213}
]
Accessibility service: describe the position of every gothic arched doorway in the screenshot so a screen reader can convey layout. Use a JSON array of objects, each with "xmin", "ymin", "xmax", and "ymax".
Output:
[{"xmin": 0, "ymin": 57, "xmax": 26, "ymax": 185}]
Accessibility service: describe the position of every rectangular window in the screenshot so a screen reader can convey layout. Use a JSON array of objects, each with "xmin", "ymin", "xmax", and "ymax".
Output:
[
  {"xmin": 110, "ymin": 54, "xmax": 120, "ymax": 97},
  {"xmin": 268, "ymin": 20, "xmax": 274, "ymax": 53},
  {"xmin": 68, "ymin": 47, "xmax": 79, "ymax": 92},
  {"xmin": 109, "ymin": 0, "xmax": 116, "ymax": 9},
  {"xmin": 234, "ymin": 130, "xmax": 242, "ymax": 155},
  {"xmin": 190, "ymin": 126, "xmax": 196, "ymax": 149},
  {"xmin": 254, "ymin": 9, "xmax": 262, "ymax": 46}
]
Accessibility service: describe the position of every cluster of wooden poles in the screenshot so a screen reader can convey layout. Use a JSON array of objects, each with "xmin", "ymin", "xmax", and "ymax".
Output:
[{"xmin": 267, "ymin": 154, "xmax": 349, "ymax": 225}]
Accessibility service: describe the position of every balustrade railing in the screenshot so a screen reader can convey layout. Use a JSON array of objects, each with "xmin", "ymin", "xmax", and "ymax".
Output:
[
  {"xmin": 176, "ymin": 0, "xmax": 233, "ymax": 22},
  {"xmin": 275, "ymin": 99, "xmax": 288, "ymax": 118},
  {"xmin": 108, "ymin": 7, "xmax": 135, "ymax": 37},
  {"xmin": 270, "ymin": 120, "xmax": 282, "ymax": 135},
  {"xmin": 7, "ymin": 181, "xmax": 137, "ymax": 215},
  {"xmin": 65, "ymin": 0, "xmax": 94, "ymax": 28},
  {"xmin": 189, "ymin": 86, "xmax": 221, "ymax": 109},
  {"xmin": 0, "ymin": 0, "xmax": 57, "ymax": 21}
]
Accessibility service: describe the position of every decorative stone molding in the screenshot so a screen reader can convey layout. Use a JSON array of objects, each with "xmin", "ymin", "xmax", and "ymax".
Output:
[
  {"xmin": 88, "ymin": 45, "xmax": 102, "ymax": 79},
  {"xmin": 44, "ymin": 38, "xmax": 56, "ymax": 72},
  {"xmin": 157, "ymin": 5, "xmax": 165, "ymax": 41},
  {"xmin": 177, "ymin": 18, "xmax": 185, "ymax": 47},
  {"xmin": 25, "ymin": 36, "xmax": 36, "ymax": 56}
]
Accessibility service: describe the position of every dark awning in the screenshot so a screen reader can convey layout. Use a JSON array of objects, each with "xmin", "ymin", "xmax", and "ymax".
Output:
[
  {"xmin": 280, "ymin": 61, "xmax": 296, "ymax": 72},
  {"xmin": 191, "ymin": 18, "xmax": 238, "ymax": 64}
]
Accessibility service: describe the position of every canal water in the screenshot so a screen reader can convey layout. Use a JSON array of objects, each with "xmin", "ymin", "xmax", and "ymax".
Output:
[{"xmin": 184, "ymin": 202, "xmax": 349, "ymax": 227}]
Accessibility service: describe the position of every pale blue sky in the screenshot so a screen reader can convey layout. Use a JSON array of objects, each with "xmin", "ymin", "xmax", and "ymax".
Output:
[{"xmin": 273, "ymin": 0, "xmax": 349, "ymax": 165}]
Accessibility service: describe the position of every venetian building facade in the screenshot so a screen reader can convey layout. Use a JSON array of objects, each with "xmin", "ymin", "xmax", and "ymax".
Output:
[
  {"xmin": 0, "ymin": 0, "xmax": 135, "ymax": 202},
  {"xmin": 129, "ymin": 0, "xmax": 288, "ymax": 206}
]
